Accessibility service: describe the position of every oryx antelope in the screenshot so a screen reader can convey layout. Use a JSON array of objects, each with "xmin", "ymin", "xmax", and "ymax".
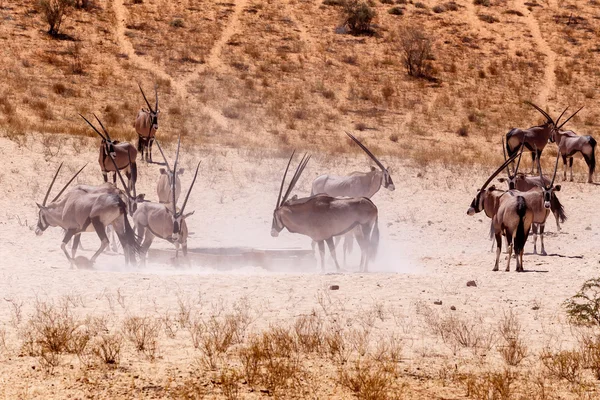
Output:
[
  {"xmin": 134, "ymin": 84, "xmax": 160, "ymax": 163},
  {"xmin": 506, "ymin": 102, "xmax": 568, "ymax": 173},
  {"xmin": 272, "ymin": 152, "xmax": 379, "ymax": 272},
  {"xmin": 550, "ymin": 108, "xmax": 596, "ymax": 183},
  {"xmin": 35, "ymin": 163, "xmax": 140, "ymax": 267},
  {"xmin": 498, "ymin": 139, "xmax": 567, "ymax": 231},
  {"xmin": 80, "ymin": 114, "xmax": 138, "ymax": 202},
  {"xmin": 467, "ymin": 153, "xmax": 533, "ymax": 272},
  {"xmin": 133, "ymin": 137, "xmax": 201, "ymax": 266},
  {"xmin": 310, "ymin": 132, "xmax": 393, "ymax": 264},
  {"xmin": 155, "ymin": 140, "xmax": 184, "ymax": 204}
]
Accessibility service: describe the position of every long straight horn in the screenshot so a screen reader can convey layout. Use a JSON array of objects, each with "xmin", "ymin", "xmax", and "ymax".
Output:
[
  {"xmin": 154, "ymin": 139, "xmax": 171, "ymax": 172},
  {"xmin": 480, "ymin": 151, "xmax": 521, "ymax": 191},
  {"xmin": 513, "ymin": 142, "xmax": 525, "ymax": 176},
  {"xmin": 79, "ymin": 114, "xmax": 106, "ymax": 141},
  {"xmin": 50, "ymin": 164, "xmax": 87, "ymax": 203},
  {"xmin": 276, "ymin": 151, "xmax": 295, "ymax": 209},
  {"xmin": 502, "ymin": 137, "xmax": 512, "ymax": 177},
  {"xmin": 550, "ymin": 149, "xmax": 561, "ymax": 187},
  {"xmin": 178, "ymin": 161, "xmax": 201, "ymax": 217},
  {"xmin": 171, "ymin": 136, "xmax": 181, "ymax": 212},
  {"xmin": 535, "ymin": 145, "xmax": 544, "ymax": 181},
  {"xmin": 282, "ymin": 153, "xmax": 311, "ymax": 204},
  {"xmin": 138, "ymin": 83, "xmax": 154, "ymax": 113},
  {"xmin": 93, "ymin": 114, "xmax": 112, "ymax": 142},
  {"xmin": 42, "ymin": 162, "xmax": 63, "ymax": 206},
  {"xmin": 555, "ymin": 106, "xmax": 569, "ymax": 127},
  {"xmin": 345, "ymin": 132, "xmax": 386, "ymax": 171},
  {"xmin": 558, "ymin": 106, "xmax": 584, "ymax": 130},
  {"xmin": 106, "ymin": 150, "xmax": 133, "ymax": 199},
  {"xmin": 525, "ymin": 101, "xmax": 554, "ymax": 125},
  {"xmin": 154, "ymin": 84, "xmax": 158, "ymax": 111}
]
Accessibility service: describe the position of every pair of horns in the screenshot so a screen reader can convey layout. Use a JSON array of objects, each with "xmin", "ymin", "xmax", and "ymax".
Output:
[
  {"xmin": 80, "ymin": 114, "xmax": 135, "ymax": 200},
  {"xmin": 139, "ymin": 84, "xmax": 158, "ymax": 113},
  {"xmin": 536, "ymin": 147, "xmax": 561, "ymax": 188},
  {"xmin": 345, "ymin": 132, "xmax": 386, "ymax": 171},
  {"xmin": 42, "ymin": 162, "xmax": 87, "ymax": 206},
  {"xmin": 276, "ymin": 151, "xmax": 311, "ymax": 209},
  {"xmin": 156, "ymin": 136, "xmax": 199, "ymax": 217},
  {"xmin": 480, "ymin": 151, "xmax": 522, "ymax": 191},
  {"xmin": 526, "ymin": 101, "xmax": 583, "ymax": 130},
  {"xmin": 502, "ymin": 137, "xmax": 525, "ymax": 179}
]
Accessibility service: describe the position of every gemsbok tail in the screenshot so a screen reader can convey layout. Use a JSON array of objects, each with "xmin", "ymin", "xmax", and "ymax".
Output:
[
  {"xmin": 550, "ymin": 192, "xmax": 567, "ymax": 224},
  {"xmin": 369, "ymin": 216, "xmax": 379, "ymax": 261},
  {"xmin": 117, "ymin": 197, "xmax": 142, "ymax": 257},
  {"xmin": 514, "ymin": 196, "xmax": 528, "ymax": 255},
  {"xmin": 586, "ymin": 136, "xmax": 596, "ymax": 176}
]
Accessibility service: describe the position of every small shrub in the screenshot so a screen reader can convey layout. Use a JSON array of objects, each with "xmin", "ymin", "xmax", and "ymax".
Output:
[
  {"xmin": 337, "ymin": 359, "xmax": 399, "ymax": 400},
  {"xmin": 170, "ymin": 18, "xmax": 184, "ymax": 28},
  {"xmin": 505, "ymin": 9, "xmax": 524, "ymax": 16},
  {"xmin": 389, "ymin": 133, "xmax": 399, "ymax": 142},
  {"xmin": 540, "ymin": 349, "xmax": 582, "ymax": 383},
  {"xmin": 343, "ymin": 0, "xmax": 376, "ymax": 34},
  {"xmin": 414, "ymin": 2, "xmax": 427, "ymax": 8},
  {"xmin": 565, "ymin": 278, "xmax": 600, "ymax": 327},
  {"xmin": 433, "ymin": 5, "xmax": 445, "ymax": 13},
  {"xmin": 388, "ymin": 6, "xmax": 403, "ymax": 15},
  {"xmin": 474, "ymin": 0, "xmax": 490, "ymax": 6},
  {"xmin": 478, "ymin": 14, "xmax": 499, "ymax": 23},
  {"xmin": 92, "ymin": 333, "xmax": 122, "ymax": 367},
  {"xmin": 323, "ymin": 0, "xmax": 344, "ymax": 5},
  {"xmin": 399, "ymin": 26, "xmax": 434, "ymax": 78},
  {"xmin": 38, "ymin": 0, "xmax": 74, "ymax": 36},
  {"xmin": 464, "ymin": 369, "xmax": 514, "ymax": 400},
  {"xmin": 457, "ymin": 125, "xmax": 469, "ymax": 137},
  {"xmin": 122, "ymin": 316, "xmax": 160, "ymax": 360}
]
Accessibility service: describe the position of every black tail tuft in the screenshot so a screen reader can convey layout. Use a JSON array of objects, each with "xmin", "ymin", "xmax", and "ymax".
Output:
[
  {"xmin": 550, "ymin": 193, "xmax": 567, "ymax": 224},
  {"xmin": 514, "ymin": 196, "xmax": 528, "ymax": 255},
  {"xmin": 587, "ymin": 136, "xmax": 596, "ymax": 175},
  {"xmin": 117, "ymin": 198, "xmax": 142, "ymax": 258}
]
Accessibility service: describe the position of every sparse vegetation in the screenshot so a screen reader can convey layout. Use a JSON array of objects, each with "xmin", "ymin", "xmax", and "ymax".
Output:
[
  {"xmin": 343, "ymin": 0, "xmax": 376, "ymax": 34},
  {"xmin": 565, "ymin": 278, "xmax": 600, "ymax": 327},
  {"xmin": 38, "ymin": 0, "xmax": 74, "ymax": 36},
  {"xmin": 399, "ymin": 25, "xmax": 435, "ymax": 79}
]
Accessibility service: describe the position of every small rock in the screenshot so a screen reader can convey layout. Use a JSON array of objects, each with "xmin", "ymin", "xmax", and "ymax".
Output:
[
  {"xmin": 434, "ymin": 300, "xmax": 442, "ymax": 305},
  {"xmin": 450, "ymin": 306, "xmax": 456, "ymax": 311},
  {"xmin": 329, "ymin": 285, "xmax": 339, "ymax": 291},
  {"xmin": 586, "ymin": 226, "xmax": 592, "ymax": 231},
  {"xmin": 532, "ymin": 305, "xmax": 540, "ymax": 311},
  {"xmin": 467, "ymin": 280, "xmax": 477, "ymax": 287}
]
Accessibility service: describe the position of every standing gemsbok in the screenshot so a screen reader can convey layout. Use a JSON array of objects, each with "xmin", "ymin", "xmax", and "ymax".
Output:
[
  {"xmin": 272, "ymin": 152, "xmax": 379, "ymax": 272},
  {"xmin": 134, "ymin": 84, "xmax": 159, "ymax": 163},
  {"xmin": 133, "ymin": 137, "xmax": 201, "ymax": 266},
  {"xmin": 310, "ymin": 132, "xmax": 393, "ymax": 264},
  {"xmin": 81, "ymin": 114, "xmax": 138, "ymax": 202},
  {"xmin": 35, "ymin": 162, "xmax": 140, "ymax": 267},
  {"xmin": 467, "ymin": 152, "xmax": 533, "ymax": 272},
  {"xmin": 506, "ymin": 102, "xmax": 569, "ymax": 173},
  {"xmin": 154, "ymin": 139, "xmax": 184, "ymax": 204},
  {"xmin": 549, "ymin": 107, "xmax": 597, "ymax": 183}
]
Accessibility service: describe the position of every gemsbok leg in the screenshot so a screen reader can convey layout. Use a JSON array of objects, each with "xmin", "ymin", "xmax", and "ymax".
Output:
[
  {"xmin": 61, "ymin": 229, "xmax": 78, "ymax": 267},
  {"xmin": 71, "ymin": 234, "xmax": 81, "ymax": 258},
  {"xmin": 569, "ymin": 157, "xmax": 574, "ymax": 182},
  {"xmin": 493, "ymin": 232, "xmax": 502, "ymax": 272},
  {"xmin": 325, "ymin": 238, "xmax": 341, "ymax": 271},
  {"xmin": 538, "ymin": 223, "xmax": 547, "ymax": 256},
  {"xmin": 139, "ymin": 228, "xmax": 155, "ymax": 267},
  {"xmin": 90, "ymin": 218, "xmax": 110, "ymax": 263},
  {"xmin": 317, "ymin": 241, "xmax": 326, "ymax": 272}
]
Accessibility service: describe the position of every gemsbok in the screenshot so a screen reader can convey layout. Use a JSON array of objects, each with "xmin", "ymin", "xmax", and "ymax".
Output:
[
  {"xmin": 272, "ymin": 152, "xmax": 379, "ymax": 272},
  {"xmin": 80, "ymin": 114, "xmax": 138, "ymax": 202},
  {"xmin": 155, "ymin": 139, "xmax": 184, "ymax": 204},
  {"xmin": 467, "ymin": 152, "xmax": 533, "ymax": 272},
  {"xmin": 550, "ymin": 108, "xmax": 596, "ymax": 183},
  {"xmin": 310, "ymin": 132, "xmax": 393, "ymax": 264},
  {"xmin": 35, "ymin": 163, "xmax": 140, "ymax": 267},
  {"xmin": 506, "ymin": 102, "xmax": 567, "ymax": 173},
  {"xmin": 133, "ymin": 137, "xmax": 201, "ymax": 266},
  {"xmin": 134, "ymin": 84, "xmax": 159, "ymax": 163},
  {"xmin": 498, "ymin": 140, "xmax": 567, "ymax": 232}
]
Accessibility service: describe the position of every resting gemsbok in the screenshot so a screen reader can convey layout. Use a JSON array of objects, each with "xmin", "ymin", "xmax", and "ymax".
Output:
[
  {"xmin": 550, "ymin": 107, "xmax": 596, "ymax": 183},
  {"xmin": 271, "ymin": 152, "xmax": 379, "ymax": 272},
  {"xmin": 134, "ymin": 84, "xmax": 160, "ymax": 163},
  {"xmin": 155, "ymin": 139, "xmax": 184, "ymax": 204},
  {"xmin": 506, "ymin": 102, "xmax": 568, "ymax": 173},
  {"xmin": 35, "ymin": 163, "xmax": 140, "ymax": 267},
  {"xmin": 80, "ymin": 114, "xmax": 138, "ymax": 203},
  {"xmin": 133, "ymin": 137, "xmax": 201, "ymax": 266},
  {"xmin": 467, "ymin": 152, "xmax": 533, "ymax": 272},
  {"xmin": 310, "ymin": 132, "xmax": 394, "ymax": 264}
]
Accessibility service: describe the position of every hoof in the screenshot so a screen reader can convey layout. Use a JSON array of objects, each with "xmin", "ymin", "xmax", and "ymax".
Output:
[{"xmin": 541, "ymin": 251, "xmax": 547, "ymax": 256}]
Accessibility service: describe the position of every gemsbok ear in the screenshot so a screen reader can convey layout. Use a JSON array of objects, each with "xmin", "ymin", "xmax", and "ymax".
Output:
[
  {"xmin": 498, "ymin": 178, "xmax": 507, "ymax": 183},
  {"xmin": 159, "ymin": 168, "xmax": 167, "ymax": 174},
  {"xmin": 488, "ymin": 185, "xmax": 496, "ymax": 191},
  {"xmin": 370, "ymin": 166, "xmax": 377, "ymax": 171},
  {"xmin": 36, "ymin": 202, "xmax": 44, "ymax": 209},
  {"xmin": 554, "ymin": 185, "xmax": 561, "ymax": 191},
  {"xmin": 183, "ymin": 211, "xmax": 195, "ymax": 219}
]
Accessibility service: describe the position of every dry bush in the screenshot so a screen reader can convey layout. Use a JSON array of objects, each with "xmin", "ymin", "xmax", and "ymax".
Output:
[
  {"xmin": 91, "ymin": 333, "xmax": 122, "ymax": 367},
  {"xmin": 121, "ymin": 316, "xmax": 161, "ymax": 360},
  {"xmin": 324, "ymin": 326, "xmax": 351, "ymax": 365},
  {"xmin": 398, "ymin": 26, "xmax": 434, "ymax": 79},
  {"xmin": 294, "ymin": 313, "xmax": 323, "ymax": 353},
  {"xmin": 343, "ymin": 0, "xmax": 376, "ymax": 34},
  {"xmin": 337, "ymin": 358, "xmax": 400, "ymax": 400},
  {"xmin": 578, "ymin": 334, "xmax": 600, "ymax": 380},
  {"xmin": 498, "ymin": 310, "xmax": 528, "ymax": 366},
  {"xmin": 216, "ymin": 367, "xmax": 242, "ymax": 400},
  {"xmin": 540, "ymin": 348, "xmax": 582, "ymax": 383},
  {"xmin": 464, "ymin": 369, "xmax": 514, "ymax": 400},
  {"xmin": 38, "ymin": 0, "xmax": 73, "ymax": 36}
]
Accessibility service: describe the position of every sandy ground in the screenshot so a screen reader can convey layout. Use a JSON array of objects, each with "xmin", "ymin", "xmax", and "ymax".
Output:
[{"xmin": 0, "ymin": 135, "xmax": 599, "ymax": 398}]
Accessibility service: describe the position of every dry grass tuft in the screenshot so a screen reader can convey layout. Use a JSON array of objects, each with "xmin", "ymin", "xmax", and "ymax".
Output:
[{"xmin": 121, "ymin": 316, "xmax": 161, "ymax": 360}]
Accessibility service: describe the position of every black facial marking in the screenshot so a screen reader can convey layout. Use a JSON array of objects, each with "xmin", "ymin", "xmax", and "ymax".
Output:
[{"xmin": 173, "ymin": 220, "xmax": 180, "ymax": 234}]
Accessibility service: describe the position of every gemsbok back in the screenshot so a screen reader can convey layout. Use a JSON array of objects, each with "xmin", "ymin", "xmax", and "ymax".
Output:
[
  {"xmin": 272, "ymin": 152, "xmax": 379, "ymax": 272},
  {"xmin": 134, "ymin": 84, "xmax": 160, "ymax": 163},
  {"xmin": 35, "ymin": 163, "xmax": 140, "ymax": 267},
  {"xmin": 467, "ymin": 151, "xmax": 533, "ymax": 272},
  {"xmin": 155, "ymin": 139, "xmax": 184, "ymax": 204},
  {"xmin": 81, "ymin": 114, "xmax": 138, "ymax": 203},
  {"xmin": 310, "ymin": 132, "xmax": 393, "ymax": 264},
  {"xmin": 550, "ymin": 107, "xmax": 596, "ymax": 183},
  {"xmin": 133, "ymin": 137, "xmax": 201, "ymax": 266}
]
